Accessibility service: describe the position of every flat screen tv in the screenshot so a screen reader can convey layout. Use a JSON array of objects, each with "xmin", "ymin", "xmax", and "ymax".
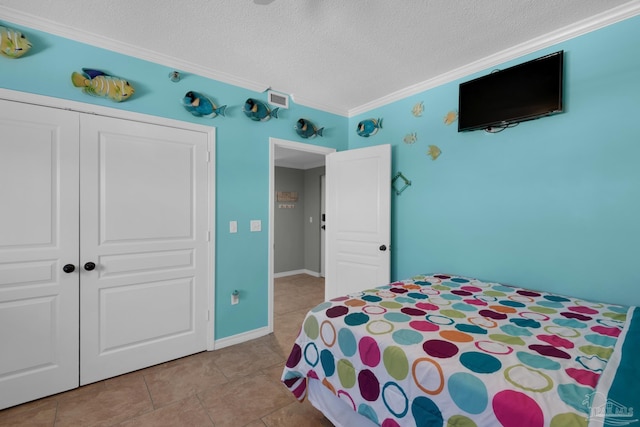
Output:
[{"xmin": 458, "ymin": 51, "xmax": 564, "ymax": 132}]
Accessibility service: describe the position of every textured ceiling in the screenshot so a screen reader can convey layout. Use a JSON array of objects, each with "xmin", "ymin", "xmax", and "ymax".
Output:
[{"xmin": 0, "ymin": 0, "xmax": 637, "ymax": 115}]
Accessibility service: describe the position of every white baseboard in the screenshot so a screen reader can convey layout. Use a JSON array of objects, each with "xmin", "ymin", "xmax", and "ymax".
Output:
[
  {"xmin": 274, "ymin": 269, "xmax": 321, "ymax": 278},
  {"xmin": 213, "ymin": 326, "xmax": 272, "ymax": 350}
]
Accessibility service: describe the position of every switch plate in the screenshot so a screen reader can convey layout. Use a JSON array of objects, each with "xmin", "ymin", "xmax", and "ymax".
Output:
[
  {"xmin": 230, "ymin": 221, "xmax": 237, "ymax": 233},
  {"xmin": 250, "ymin": 220, "xmax": 261, "ymax": 232}
]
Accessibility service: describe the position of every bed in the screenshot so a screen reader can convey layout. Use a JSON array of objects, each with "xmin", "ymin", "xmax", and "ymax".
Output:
[{"xmin": 281, "ymin": 274, "xmax": 640, "ymax": 427}]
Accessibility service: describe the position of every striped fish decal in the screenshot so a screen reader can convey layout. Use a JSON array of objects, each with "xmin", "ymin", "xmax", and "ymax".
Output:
[{"xmin": 71, "ymin": 68, "xmax": 135, "ymax": 102}]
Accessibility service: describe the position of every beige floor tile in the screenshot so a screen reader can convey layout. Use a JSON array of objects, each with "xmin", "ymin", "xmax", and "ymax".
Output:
[
  {"xmin": 213, "ymin": 336, "xmax": 286, "ymax": 379},
  {"xmin": 198, "ymin": 374, "xmax": 293, "ymax": 427},
  {"xmin": 0, "ymin": 399, "xmax": 57, "ymax": 427},
  {"xmin": 262, "ymin": 400, "xmax": 334, "ymax": 427},
  {"xmin": 116, "ymin": 396, "xmax": 213, "ymax": 427},
  {"xmin": 144, "ymin": 351, "xmax": 228, "ymax": 408},
  {"xmin": 54, "ymin": 374, "xmax": 153, "ymax": 427}
]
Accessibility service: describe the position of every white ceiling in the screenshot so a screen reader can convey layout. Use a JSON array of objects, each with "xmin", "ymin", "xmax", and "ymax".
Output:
[{"xmin": 2, "ymin": 0, "xmax": 639, "ymax": 117}]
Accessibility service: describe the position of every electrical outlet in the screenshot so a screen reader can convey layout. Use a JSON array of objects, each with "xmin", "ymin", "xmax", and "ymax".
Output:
[{"xmin": 250, "ymin": 220, "xmax": 261, "ymax": 232}]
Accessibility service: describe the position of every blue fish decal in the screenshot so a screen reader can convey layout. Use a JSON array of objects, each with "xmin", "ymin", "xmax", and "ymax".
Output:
[
  {"xmin": 295, "ymin": 118, "xmax": 324, "ymax": 139},
  {"xmin": 243, "ymin": 98, "xmax": 279, "ymax": 121},
  {"xmin": 182, "ymin": 91, "xmax": 226, "ymax": 118},
  {"xmin": 357, "ymin": 118, "xmax": 383, "ymax": 137}
]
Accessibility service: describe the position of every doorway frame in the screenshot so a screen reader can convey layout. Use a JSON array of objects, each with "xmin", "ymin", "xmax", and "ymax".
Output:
[
  {"xmin": 268, "ymin": 138, "xmax": 335, "ymax": 333},
  {"xmin": 0, "ymin": 88, "xmax": 217, "ymax": 351}
]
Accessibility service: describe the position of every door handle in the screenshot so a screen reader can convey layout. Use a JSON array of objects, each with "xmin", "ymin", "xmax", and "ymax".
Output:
[
  {"xmin": 84, "ymin": 262, "xmax": 96, "ymax": 271},
  {"xmin": 379, "ymin": 245, "xmax": 387, "ymax": 251},
  {"xmin": 63, "ymin": 264, "xmax": 76, "ymax": 273}
]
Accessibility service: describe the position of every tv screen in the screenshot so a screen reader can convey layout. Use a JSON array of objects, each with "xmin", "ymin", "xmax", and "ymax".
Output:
[{"xmin": 458, "ymin": 51, "xmax": 564, "ymax": 132}]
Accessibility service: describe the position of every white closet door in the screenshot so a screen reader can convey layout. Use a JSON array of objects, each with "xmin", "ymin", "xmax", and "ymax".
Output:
[
  {"xmin": 0, "ymin": 100, "xmax": 79, "ymax": 409},
  {"xmin": 79, "ymin": 114, "xmax": 209, "ymax": 384}
]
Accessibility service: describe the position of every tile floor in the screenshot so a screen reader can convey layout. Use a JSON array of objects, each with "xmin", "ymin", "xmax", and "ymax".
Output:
[{"xmin": 0, "ymin": 274, "xmax": 334, "ymax": 427}]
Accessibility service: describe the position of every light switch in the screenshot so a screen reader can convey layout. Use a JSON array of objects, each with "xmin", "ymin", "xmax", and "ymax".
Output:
[
  {"xmin": 250, "ymin": 220, "xmax": 261, "ymax": 232},
  {"xmin": 230, "ymin": 221, "xmax": 237, "ymax": 233}
]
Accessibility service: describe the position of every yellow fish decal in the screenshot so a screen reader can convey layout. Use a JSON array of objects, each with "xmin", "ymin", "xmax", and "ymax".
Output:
[
  {"xmin": 444, "ymin": 111, "xmax": 458, "ymax": 125},
  {"xmin": 427, "ymin": 145, "xmax": 441, "ymax": 160},
  {"xmin": 403, "ymin": 132, "xmax": 417, "ymax": 144},
  {"xmin": 71, "ymin": 68, "xmax": 135, "ymax": 102},
  {"xmin": 412, "ymin": 101, "xmax": 424, "ymax": 117},
  {"xmin": 0, "ymin": 25, "xmax": 32, "ymax": 58}
]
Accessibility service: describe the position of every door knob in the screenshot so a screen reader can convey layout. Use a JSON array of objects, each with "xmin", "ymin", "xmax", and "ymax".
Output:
[
  {"xmin": 84, "ymin": 262, "xmax": 96, "ymax": 271},
  {"xmin": 63, "ymin": 264, "xmax": 75, "ymax": 273},
  {"xmin": 379, "ymin": 245, "xmax": 387, "ymax": 251}
]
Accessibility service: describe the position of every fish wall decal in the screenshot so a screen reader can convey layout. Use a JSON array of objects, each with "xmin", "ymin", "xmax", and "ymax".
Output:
[
  {"xmin": 71, "ymin": 68, "xmax": 135, "ymax": 102},
  {"xmin": 357, "ymin": 118, "xmax": 383, "ymax": 137},
  {"xmin": 412, "ymin": 101, "xmax": 424, "ymax": 117},
  {"xmin": 444, "ymin": 111, "xmax": 458, "ymax": 125},
  {"xmin": 243, "ymin": 98, "xmax": 279, "ymax": 121},
  {"xmin": 182, "ymin": 91, "xmax": 226, "ymax": 118},
  {"xmin": 0, "ymin": 25, "xmax": 32, "ymax": 58},
  {"xmin": 427, "ymin": 145, "xmax": 441, "ymax": 160},
  {"xmin": 295, "ymin": 118, "xmax": 324, "ymax": 138},
  {"xmin": 403, "ymin": 132, "xmax": 417, "ymax": 144}
]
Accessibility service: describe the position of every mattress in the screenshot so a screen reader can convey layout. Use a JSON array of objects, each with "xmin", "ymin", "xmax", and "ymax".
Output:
[{"xmin": 281, "ymin": 274, "xmax": 640, "ymax": 427}]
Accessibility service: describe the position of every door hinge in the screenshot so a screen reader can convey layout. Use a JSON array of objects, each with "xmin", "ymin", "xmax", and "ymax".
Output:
[
  {"xmin": 206, "ymin": 310, "xmax": 210, "ymax": 321},
  {"xmin": 207, "ymin": 151, "xmax": 211, "ymax": 163},
  {"xmin": 207, "ymin": 231, "xmax": 212, "ymax": 242}
]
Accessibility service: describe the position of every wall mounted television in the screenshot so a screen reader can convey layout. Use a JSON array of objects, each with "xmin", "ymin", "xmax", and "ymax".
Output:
[{"xmin": 458, "ymin": 51, "xmax": 564, "ymax": 132}]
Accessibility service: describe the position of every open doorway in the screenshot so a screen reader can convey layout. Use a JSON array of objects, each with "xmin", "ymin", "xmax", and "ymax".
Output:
[{"xmin": 268, "ymin": 138, "xmax": 335, "ymax": 338}]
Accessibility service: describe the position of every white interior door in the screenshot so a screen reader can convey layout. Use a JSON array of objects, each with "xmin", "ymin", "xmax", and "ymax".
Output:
[
  {"xmin": 325, "ymin": 144, "xmax": 391, "ymax": 300},
  {"xmin": 320, "ymin": 174, "xmax": 326, "ymax": 277},
  {"xmin": 0, "ymin": 100, "xmax": 80, "ymax": 409},
  {"xmin": 79, "ymin": 115, "xmax": 210, "ymax": 384}
]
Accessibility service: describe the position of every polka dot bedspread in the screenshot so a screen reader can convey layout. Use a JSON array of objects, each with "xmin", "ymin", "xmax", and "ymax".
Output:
[{"xmin": 281, "ymin": 274, "xmax": 640, "ymax": 427}]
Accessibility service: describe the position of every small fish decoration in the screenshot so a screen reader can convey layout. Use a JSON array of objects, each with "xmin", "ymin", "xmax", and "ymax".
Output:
[
  {"xmin": 403, "ymin": 132, "xmax": 417, "ymax": 144},
  {"xmin": 71, "ymin": 68, "xmax": 135, "ymax": 102},
  {"xmin": 357, "ymin": 118, "xmax": 383, "ymax": 137},
  {"xmin": 182, "ymin": 91, "xmax": 226, "ymax": 118},
  {"xmin": 295, "ymin": 118, "xmax": 324, "ymax": 139},
  {"xmin": 427, "ymin": 145, "xmax": 441, "ymax": 160},
  {"xmin": 243, "ymin": 98, "xmax": 279, "ymax": 121},
  {"xmin": 444, "ymin": 111, "xmax": 458, "ymax": 125},
  {"xmin": 411, "ymin": 101, "xmax": 424, "ymax": 117},
  {"xmin": 0, "ymin": 25, "xmax": 32, "ymax": 58}
]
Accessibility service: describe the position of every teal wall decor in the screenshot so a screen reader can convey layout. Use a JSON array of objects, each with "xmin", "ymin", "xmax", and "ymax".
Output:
[
  {"xmin": 243, "ymin": 98, "xmax": 279, "ymax": 121},
  {"xmin": 295, "ymin": 118, "xmax": 324, "ymax": 138},
  {"xmin": 356, "ymin": 117, "xmax": 382, "ymax": 137},
  {"xmin": 392, "ymin": 172, "xmax": 411, "ymax": 195},
  {"xmin": 182, "ymin": 91, "xmax": 227, "ymax": 118}
]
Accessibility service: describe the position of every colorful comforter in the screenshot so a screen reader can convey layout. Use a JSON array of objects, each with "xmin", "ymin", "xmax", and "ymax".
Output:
[{"xmin": 281, "ymin": 274, "xmax": 640, "ymax": 427}]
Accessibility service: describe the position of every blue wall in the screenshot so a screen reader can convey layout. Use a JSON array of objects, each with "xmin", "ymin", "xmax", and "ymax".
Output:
[
  {"xmin": 2, "ymin": 12, "xmax": 639, "ymax": 343},
  {"xmin": 0, "ymin": 21, "xmax": 348, "ymax": 340},
  {"xmin": 349, "ymin": 15, "xmax": 640, "ymax": 307}
]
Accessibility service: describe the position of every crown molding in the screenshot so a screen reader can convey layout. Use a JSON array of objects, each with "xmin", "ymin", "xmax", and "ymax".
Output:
[
  {"xmin": 0, "ymin": 6, "xmax": 270, "ymax": 94},
  {"xmin": 289, "ymin": 93, "xmax": 349, "ymax": 117},
  {"xmin": 2, "ymin": 2, "xmax": 639, "ymax": 118},
  {"xmin": 347, "ymin": 0, "xmax": 640, "ymax": 117}
]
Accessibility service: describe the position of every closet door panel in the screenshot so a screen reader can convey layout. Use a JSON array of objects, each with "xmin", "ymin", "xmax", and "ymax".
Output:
[
  {"xmin": 0, "ymin": 100, "xmax": 79, "ymax": 409},
  {"xmin": 79, "ymin": 114, "xmax": 209, "ymax": 385}
]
